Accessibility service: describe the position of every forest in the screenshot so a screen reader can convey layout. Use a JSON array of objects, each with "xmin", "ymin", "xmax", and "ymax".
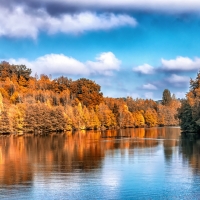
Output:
[{"xmin": 0, "ymin": 61, "xmax": 181, "ymax": 135}]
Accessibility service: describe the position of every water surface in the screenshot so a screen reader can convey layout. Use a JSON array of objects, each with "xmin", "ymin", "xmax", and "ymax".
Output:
[{"xmin": 0, "ymin": 127, "xmax": 200, "ymax": 199}]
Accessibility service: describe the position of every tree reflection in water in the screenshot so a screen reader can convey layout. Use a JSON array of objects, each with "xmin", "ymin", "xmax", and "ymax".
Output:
[
  {"xmin": 0, "ymin": 127, "xmax": 200, "ymax": 186},
  {"xmin": 180, "ymin": 138, "xmax": 200, "ymax": 175}
]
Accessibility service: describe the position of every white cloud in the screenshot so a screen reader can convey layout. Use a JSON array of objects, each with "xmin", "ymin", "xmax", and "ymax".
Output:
[
  {"xmin": 133, "ymin": 64, "xmax": 155, "ymax": 74},
  {"xmin": 166, "ymin": 74, "xmax": 190, "ymax": 84},
  {"xmin": 87, "ymin": 52, "xmax": 121, "ymax": 75},
  {"xmin": 9, "ymin": 54, "xmax": 90, "ymax": 76},
  {"xmin": 142, "ymin": 83, "xmax": 157, "ymax": 90},
  {"xmin": 161, "ymin": 57, "xmax": 200, "ymax": 71},
  {"xmin": 8, "ymin": 52, "xmax": 121, "ymax": 76},
  {"xmin": 0, "ymin": 6, "xmax": 137, "ymax": 38},
  {"xmin": 0, "ymin": 7, "xmax": 40, "ymax": 39}
]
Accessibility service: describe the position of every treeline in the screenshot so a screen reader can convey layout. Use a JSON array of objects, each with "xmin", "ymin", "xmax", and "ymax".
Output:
[
  {"xmin": 178, "ymin": 72, "xmax": 200, "ymax": 139},
  {"xmin": 0, "ymin": 61, "xmax": 180, "ymax": 135}
]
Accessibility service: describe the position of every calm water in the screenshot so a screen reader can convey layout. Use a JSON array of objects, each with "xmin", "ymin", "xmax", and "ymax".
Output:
[{"xmin": 0, "ymin": 127, "xmax": 200, "ymax": 199}]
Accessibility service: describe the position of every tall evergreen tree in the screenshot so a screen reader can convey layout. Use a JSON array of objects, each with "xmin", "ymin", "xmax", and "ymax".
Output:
[{"xmin": 162, "ymin": 89, "xmax": 172, "ymax": 106}]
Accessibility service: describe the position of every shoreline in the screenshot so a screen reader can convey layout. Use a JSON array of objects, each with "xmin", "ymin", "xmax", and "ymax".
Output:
[{"xmin": 0, "ymin": 125, "xmax": 181, "ymax": 137}]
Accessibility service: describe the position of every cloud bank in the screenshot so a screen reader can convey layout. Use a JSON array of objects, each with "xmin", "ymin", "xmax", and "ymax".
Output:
[
  {"xmin": 3, "ymin": 0, "xmax": 200, "ymax": 13},
  {"xmin": 0, "ymin": 5, "xmax": 137, "ymax": 39},
  {"xmin": 133, "ymin": 56, "xmax": 195, "ymax": 97},
  {"xmin": 86, "ymin": 52, "xmax": 121, "ymax": 76},
  {"xmin": 133, "ymin": 56, "xmax": 200, "ymax": 75},
  {"xmin": 142, "ymin": 83, "xmax": 157, "ymax": 90},
  {"xmin": 161, "ymin": 57, "xmax": 200, "ymax": 72},
  {"xmin": 133, "ymin": 64, "xmax": 155, "ymax": 74},
  {"xmin": 165, "ymin": 74, "xmax": 190, "ymax": 87},
  {"xmin": 8, "ymin": 52, "xmax": 121, "ymax": 76}
]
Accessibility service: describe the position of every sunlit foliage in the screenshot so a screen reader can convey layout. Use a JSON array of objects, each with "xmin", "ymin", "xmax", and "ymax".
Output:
[{"xmin": 0, "ymin": 62, "xmax": 180, "ymax": 135}]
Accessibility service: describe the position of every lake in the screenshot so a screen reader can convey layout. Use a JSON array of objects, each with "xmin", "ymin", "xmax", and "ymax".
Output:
[{"xmin": 0, "ymin": 127, "xmax": 200, "ymax": 199}]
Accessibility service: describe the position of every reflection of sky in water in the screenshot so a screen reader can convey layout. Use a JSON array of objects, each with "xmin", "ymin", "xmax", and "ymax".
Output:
[{"xmin": 0, "ymin": 127, "xmax": 200, "ymax": 199}]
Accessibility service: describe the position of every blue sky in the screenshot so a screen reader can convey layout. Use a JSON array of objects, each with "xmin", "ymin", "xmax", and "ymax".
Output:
[{"xmin": 1, "ymin": 1, "xmax": 200, "ymax": 100}]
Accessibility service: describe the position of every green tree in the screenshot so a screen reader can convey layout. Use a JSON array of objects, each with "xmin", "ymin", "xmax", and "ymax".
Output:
[
  {"xmin": 162, "ymin": 89, "xmax": 172, "ymax": 106},
  {"xmin": 178, "ymin": 100, "xmax": 197, "ymax": 134},
  {"xmin": 178, "ymin": 72, "xmax": 200, "ymax": 138}
]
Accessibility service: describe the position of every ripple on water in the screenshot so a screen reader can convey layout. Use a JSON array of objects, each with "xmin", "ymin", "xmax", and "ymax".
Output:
[{"xmin": 0, "ymin": 127, "xmax": 200, "ymax": 199}]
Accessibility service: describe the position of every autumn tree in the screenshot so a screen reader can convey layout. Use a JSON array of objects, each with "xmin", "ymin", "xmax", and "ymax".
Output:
[
  {"xmin": 70, "ymin": 78, "xmax": 103, "ymax": 108},
  {"xmin": 89, "ymin": 108, "xmax": 100, "ymax": 129},
  {"xmin": 60, "ymin": 89, "xmax": 70, "ymax": 106},
  {"xmin": 0, "ymin": 109, "xmax": 11, "ymax": 134},
  {"xmin": 0, "ymin": 93, "xmax": 12, "ymax": 134},
  {"xmin": 9, "ymin": 105, "xmax": 24, "ymax": 134},
  {"xmin": 53, "ymin": 106, "xmax": 67, "ymax": 132},
  {"xmin": 0, "ymin": 62, "xmax": 31, "ymax": 82},
  {"xmin": 0, "ymin": 92, "xmax": 3, "ymax": 113},
  {"xmin": 0, "ymin": 61, "xmax": 15, "ymax": 81},
  {"xmin": 0, "ymin": 61, "xmax": 183, "ymax": 135},
  {"xmin": 97, "ymin": 103, "xmax": 116, "ymax": 129},
  {"xmin": 144, "ymin": 108, "xmax": 157, "ymax": 127},
  {"xmin": 116, "ymin": 104, "xmax": 134, "ymax": 128},
  {"xmin": 132, "ymin": 110, "xmax": 145, "ymax": 127},
  {"xmin": 73, "ymin": 102, "xmax": 85, "ymax": 130}
]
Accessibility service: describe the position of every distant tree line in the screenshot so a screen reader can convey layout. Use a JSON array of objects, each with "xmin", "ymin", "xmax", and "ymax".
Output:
[{"xmin": 0, "ymin": 61, "xmax": 181, "ymax": 135}]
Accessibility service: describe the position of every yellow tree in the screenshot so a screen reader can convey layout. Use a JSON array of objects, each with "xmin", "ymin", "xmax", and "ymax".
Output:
[
  {"xmin": 18, "ymin": 75, "xmax": 28, "ymax": 87},
  {"xmin": 59, "ymin": 89, "xmax": 70, "ymax": 106},
  {"xmin": 0, "ymin": 104, "xmax": 11, "ymax": 134},
  {"xmin": 73, "ymin": 102, "xmax": 85, "ymax": 130},
  {"xmin": 118, "ymin": 105, "xmax": 134, "ymax": 128},
  {"xmin": 89, "ymin": 109, "xmax": 100, "ymax": 130},
  {"xmin": 9, "ymin": 105, "xmax": 24, "ymax": 134},
  {"xmin": 144, "ymin": 108, "xmax": 157, "ymax": 127},
  {"xmin": 132, "ymin": 110, "xmax": 145, "ymax": 127},
  {"xmin": 97, "ymin": 103, "xmax": 116, "ymax": 129},
  {"xmin": 83, "ymin": 106, "xmax": 90, "ymax": 129},
  {"xmin": 64, "ymin": 105, "xmax": 74, "ymax": 130},
  {"xmin": 0, "ymin": 88, "xmax": 9, "ymax": 100},
  {"xmin": 0, "ymin": 92, "xmax": 3, "ymax": 114},
  {"xmin": 10, "ymin": 91, "xmax": 21, "ymax": 104}
]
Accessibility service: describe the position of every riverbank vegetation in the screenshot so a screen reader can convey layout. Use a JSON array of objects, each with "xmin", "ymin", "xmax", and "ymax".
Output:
[
  {"xmin": 0, "ymin": 61, "xmax": 181, "ymax": 135},
  {"xmin": 178, "ymin": 72, "xmax": 200, "ymax": 139}
]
